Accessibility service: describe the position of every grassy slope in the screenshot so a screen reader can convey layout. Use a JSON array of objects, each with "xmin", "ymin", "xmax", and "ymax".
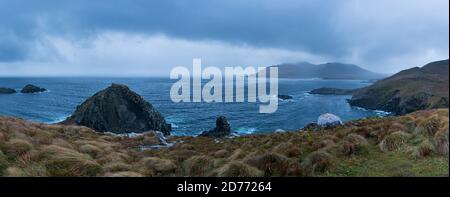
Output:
[
  {"xmin": 350, "ymin": 60, "xmax": 449, "ymax": 114},
  {"xmin": 0, "ymin": 109, "xmax": 448, "ymax": 177}
]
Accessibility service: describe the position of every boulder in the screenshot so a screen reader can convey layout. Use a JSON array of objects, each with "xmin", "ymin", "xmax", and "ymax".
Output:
[
  {"xmin": 199, "ymin": 116, "xmax": 232, "ymax": 138},
  {"xmin": 0, "ymin": 87, "xmax": 16, "ymax": 94},
  {"xmin": 61, "ymin": 83, "xmax": 172, "ymax": 135},
  {"xmin": 20, "ymin": 84, "xmax": 46, "ymax": 93},
  {"xmin": 317, "ymin": 113, "xmax": 343, "ymax": 128}
]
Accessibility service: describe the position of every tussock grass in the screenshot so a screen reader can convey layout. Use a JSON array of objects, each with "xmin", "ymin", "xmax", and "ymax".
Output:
[
  {"xmin": 410, "ymin": 139, "xmax": 434, "ymax": 160},
  {"xmin": 300, "ymin": 150, "xmax": 336, "ymax": 175},
  {"xmin": 140, "ymin": 157, "xmax": 176, "ymax": 176},
  {"xmin": 2, "ymin": 139, "xmax": 33, "ymax": 157},
  {"xmin": 104, "ymin": 171, "xmax": 144, "ymax": 177},
  {"xmin": 433, "ymin": 126, "xmax": 449, "ymax": 156},
  {"xmin": 39, "ymin": 145, "xmax": 102, "ymax": 177},
  {"xmin": 340, "ymin": 133, "xmax": 369, "ymax": 156},
  {"xmin": 216, "ymin": 161, "xmax": 263, "ymax": 177},
  {"xmin": 244, "ymin": 153, "xmax": 291, "ymax": 176},
  {"xmin": 379, "ymin": 131, "xmax": 411, "ymax": 152},
  {"xmin": 182, "ymin": 156, "xmax": 215, "ymax": 177},
  {"xmin": 0, "ymin": 109, "xmax": 448, "ymax": 177}
]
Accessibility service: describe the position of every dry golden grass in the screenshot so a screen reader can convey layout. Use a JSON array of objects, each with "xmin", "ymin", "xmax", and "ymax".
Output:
[
  {"xmin": 216, "ymin": 161, "xmax": 263, "ymax": 177},
  {"xmin": 0, "ymin": 108, "xmax": 448, "ymax": 177},
  {"xmin": 140, "ymin": 157, "xmax": 177, "ymax": 176}
]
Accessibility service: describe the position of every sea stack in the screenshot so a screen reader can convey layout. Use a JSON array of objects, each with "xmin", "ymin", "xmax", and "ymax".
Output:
[
  {"xmin": 199, "ymin": 116, "xmax": 232, "ymax": 138},
  {"xmin": 21, "ymin": 84, "xmax": 46, "ymax": 93},
  {"xmin": 61, "ymin": 83, "xmax": 172, "ymax": 135}
]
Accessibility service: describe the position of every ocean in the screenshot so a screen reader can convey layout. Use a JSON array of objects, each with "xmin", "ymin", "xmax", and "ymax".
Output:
[{"xmin": 0, "ymin": 77, "xmax": 388, "ymax": 136}]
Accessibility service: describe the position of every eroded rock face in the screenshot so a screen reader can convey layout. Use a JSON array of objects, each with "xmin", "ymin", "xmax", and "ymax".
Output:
[
  {"xmin": 317, "ymin": 113, "xmax": 343, "ymax": 128},
  {"xmin": 199, "ymin": 116, "xmax": 232, "ymax": 138},
  {"xmin": 0, "ymin": 87, "xmax": 16, "ymax": 94},
  {"xmin": 62, "ymin": 83, "xmax": 172, "ymax": 135},
  {"xmin": 20, "ymin": 84, "xmax": 46, "ymax": 93}
]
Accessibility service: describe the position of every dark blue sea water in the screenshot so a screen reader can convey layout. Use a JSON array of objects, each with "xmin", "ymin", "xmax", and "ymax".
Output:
[{"xmin": 0, "ymin": 77, "xmax": 387, "ymax": 136}]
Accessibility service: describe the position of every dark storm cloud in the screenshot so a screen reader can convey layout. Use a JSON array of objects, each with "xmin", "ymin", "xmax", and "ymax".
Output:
[
  {"xmin": 0, "ymin": 0, "xmax": 448, "ymax": 73},
  {"xmin": 0, "ymin": 0, "xmax": 361, "ymax": 61}
]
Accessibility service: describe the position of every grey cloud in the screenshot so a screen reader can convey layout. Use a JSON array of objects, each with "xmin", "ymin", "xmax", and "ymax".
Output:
[{"xmin": 0, "ymin": 0, "xmax": 448, "ymax": 72}]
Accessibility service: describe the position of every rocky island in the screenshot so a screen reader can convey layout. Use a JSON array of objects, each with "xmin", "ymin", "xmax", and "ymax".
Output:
[
  {"xmin": 20, "ymin": 84, "xmax": 47, "ymax": 93},
  {"xmin": 0, "ymin": 88, "xmax": 16, "ymax": 94},
  {"xmin": 61, "ymin": 83, "xmax": 172, "ymax": 135}
]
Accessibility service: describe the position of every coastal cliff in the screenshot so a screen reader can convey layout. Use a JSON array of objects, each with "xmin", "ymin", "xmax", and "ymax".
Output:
[
  {"xmin": 349, "ymin": 59, "xmax": 449, "ymax": 115},
  {"xmin": 310, "ymin": 59, "xmax": 449, "ymax": 115}
]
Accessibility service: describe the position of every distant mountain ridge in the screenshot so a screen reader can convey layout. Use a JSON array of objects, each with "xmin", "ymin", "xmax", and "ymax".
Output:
[{"xmin": 257, "ymin": 62, "xmax": 385, "ymax": 80}]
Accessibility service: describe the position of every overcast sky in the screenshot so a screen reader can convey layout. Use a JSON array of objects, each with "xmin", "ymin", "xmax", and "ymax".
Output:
[{"xmin": 0, "ymin": 0, "xmax": 448, "ymax": 76}]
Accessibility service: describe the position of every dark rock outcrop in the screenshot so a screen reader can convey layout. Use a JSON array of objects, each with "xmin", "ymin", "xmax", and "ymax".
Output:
[
  {"xmin": 199, "ymin": 116, "xmax": 232, "ymax": 138},
  {"xmin": 20, "ymin": 84, "xmax": 46, "ymax": 93},
  {"xmin": 0, "ymin": 87, "xmax": 16, "ymax": 94},
  {"xmin": 309, "ymin": 87, "xmax": 356, "ymax": 95},
  {"xmin": 61, "ymin": 83, "xmax": 172, "ymax": 135},
  {"xmin": 349, "ymin": 59, "xmax": 449, "ymax": 115},
  {"xmin": 278, "ymin": 94, "xmax": 293, "ymax": 100}
]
